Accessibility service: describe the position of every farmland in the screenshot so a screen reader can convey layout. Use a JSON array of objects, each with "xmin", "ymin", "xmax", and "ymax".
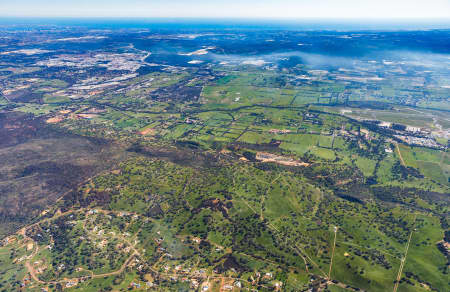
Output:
[{"xmin": 0, "ymin": 23, "xmax": 449, "ymax": 291}]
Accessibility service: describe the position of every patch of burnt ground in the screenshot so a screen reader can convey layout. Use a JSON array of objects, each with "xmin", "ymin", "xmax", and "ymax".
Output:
[
  {"xmin": 0, "ymin": 111, "xmax": 127, "ymax": 238},
  {"xmin": 214, "ymin": 254, "xmax": 249, "ymax": 274},
  {"xmin": 193, "ymin": 198, "xmax": 232, "ymax": 219}
]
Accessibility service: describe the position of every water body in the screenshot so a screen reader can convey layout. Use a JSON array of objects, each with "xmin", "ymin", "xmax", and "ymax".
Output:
[{"xmin": 1, "ymin": 17, "xmax": 450, "ymax": 31}]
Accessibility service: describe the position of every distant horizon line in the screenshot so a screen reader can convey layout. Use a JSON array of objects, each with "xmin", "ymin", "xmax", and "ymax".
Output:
[
  {"xmin": 0, "ymin": 16, "xmax": 449, "ymax": 21},
  {"xmin": 0, "ymin": 17, "xmax": 449, "ymax": 31}
]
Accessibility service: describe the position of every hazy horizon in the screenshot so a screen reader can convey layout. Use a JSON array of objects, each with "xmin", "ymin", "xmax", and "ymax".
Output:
[
  {"xmin": 1, "ymin": 0, "xmax": 450, "ymax": 19},
  {"xmin": 1, "ymin": 17, "xmax": 450, "ymax": 31}
]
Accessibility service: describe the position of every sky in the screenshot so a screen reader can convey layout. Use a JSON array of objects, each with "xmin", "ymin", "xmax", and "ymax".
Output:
[{"xmin": 1, "ymin": 0, "xmax": 450, "ymax": 19}]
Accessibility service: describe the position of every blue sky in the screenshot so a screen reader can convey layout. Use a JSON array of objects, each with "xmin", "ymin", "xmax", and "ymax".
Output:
[{"xmin": 1, "ymin": 0, "xmax": 449, "ymax": 19}]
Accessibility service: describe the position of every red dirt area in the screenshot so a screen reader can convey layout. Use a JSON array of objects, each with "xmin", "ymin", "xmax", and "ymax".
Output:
[{"xmin": 139, "ymin": 128, "xmax": 156, "ymax": 135}]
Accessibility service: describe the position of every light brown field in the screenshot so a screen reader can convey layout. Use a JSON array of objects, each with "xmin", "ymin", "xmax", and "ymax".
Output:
[{"xmin": 256, "ymin": 152, "xmax": 310, "ymax": 167}]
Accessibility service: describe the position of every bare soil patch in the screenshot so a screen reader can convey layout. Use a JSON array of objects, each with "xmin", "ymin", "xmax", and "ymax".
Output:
[{"xmin": 256, "ymin": 152, "xmax": 310, "ymax": 167}]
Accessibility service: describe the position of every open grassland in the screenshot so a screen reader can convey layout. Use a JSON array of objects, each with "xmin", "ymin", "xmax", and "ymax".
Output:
[
  {"xmin": 398, "ymin": 145, "xmax": 449, "ymax": 186},
  {"xmin": 1, "ymin": 154, "xmax": 447, "ymax": 291}
]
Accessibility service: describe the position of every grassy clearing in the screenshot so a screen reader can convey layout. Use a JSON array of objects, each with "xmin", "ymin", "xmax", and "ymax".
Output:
[{"xmin": 398, "ymin": 145, "xmax": 449, "ymax": 185}]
